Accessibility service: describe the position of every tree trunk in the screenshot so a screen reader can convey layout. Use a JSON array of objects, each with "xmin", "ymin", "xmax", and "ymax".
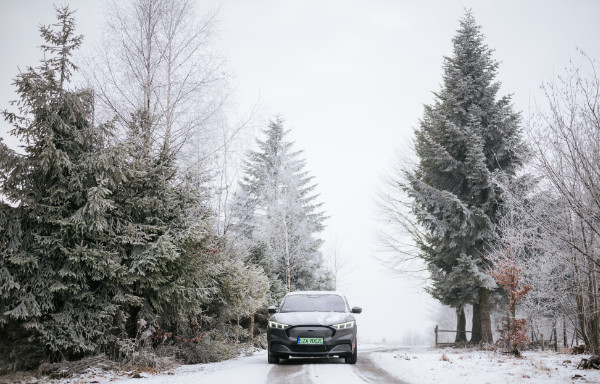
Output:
[
  {"xmin": 471, "ymin": 288, "xmax": 493, "ymax": 344},
  {"xmin": 455, "ymin": 305, "xmax": 467, "ymax": 342},
  {"xmin": 127, "ymin": 307, "xmax": 140, "ymax": 339},
  {"xmin": 574, "ymin": 257, "xmax": 591, "ymax": 349},
  {"xmin": 282, "ymin": 197, "xmax": 291, "ymax": 292},
  {"xmin": 143, "ymin": 5, "xmax": 154, "ymax": 159},
  {"xmin": 249, "ymin": 314, "xmax": 255, "ymax": 344},
  {"xmin": 588, "ymin": 261, "xmax": 600, "ymax": 355},
  {"xmin": 471, "ymin": 301, "xmax": 481, "ymax": 344},
  {"xmin": 479, "ymin": 287, "xmax": 494, "ymax": 343},
  {"xmin": 510, "ymin": 308, "xmax": 516, "ymax": 352},
  {"xmin": 563, "ymin": 315, "xmax": 568, "ymax": 348}
]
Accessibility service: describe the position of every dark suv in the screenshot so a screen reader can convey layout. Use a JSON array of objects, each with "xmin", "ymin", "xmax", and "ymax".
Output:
[{"xmin": 266, "ymin": 291, "xmax": 362, "ymax": 364}]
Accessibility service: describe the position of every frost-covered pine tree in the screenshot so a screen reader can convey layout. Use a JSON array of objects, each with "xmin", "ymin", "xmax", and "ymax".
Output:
[
  {"xmin": 0, "ymin": 6, "xmax": 128, "ymax": 360},
  {"xmin": 399, "ymin": 12, "xmax": 525, "ymax": 343},
  {"xmin": 111, "ymin": 109, "xmax": 209, "ymax": 339},
  {"xmin": 230, "ymin": 118, "xmax": 331, "ymax": 299},
  {"xmin": 0, "ymin": 7, "xmax": 211, "ymax": 363}
]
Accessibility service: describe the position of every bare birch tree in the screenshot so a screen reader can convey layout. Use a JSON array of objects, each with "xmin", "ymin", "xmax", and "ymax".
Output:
[{"xmin": 86, "ymin": 0, "xmax": 227, "ymax": 158}]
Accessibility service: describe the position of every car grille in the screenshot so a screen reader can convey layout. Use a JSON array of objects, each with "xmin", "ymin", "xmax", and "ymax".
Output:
[{"xmin": 287, "ymin": 326, "xmax": 334, "ymax": 339}]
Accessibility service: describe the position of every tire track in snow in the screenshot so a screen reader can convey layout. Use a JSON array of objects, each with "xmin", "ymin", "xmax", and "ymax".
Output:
[
  {"xmin": 354, "ymin": 352, "xmax": 409, "ymax": 383},
  {"xmin": 353, "ymin": 346, "xmax": 411, "ymax": 384},
  {"xmin": 267, "ymin": 359, "xmax": 312, "ymax": 383},
  {"xmin": 265, "ymin": 348, "xmax": 410, "ymax": 384}
]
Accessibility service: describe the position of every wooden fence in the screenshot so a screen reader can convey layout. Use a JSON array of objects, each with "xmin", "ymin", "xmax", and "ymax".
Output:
[
  {"xmin": 435, "ymin": 323, "xmax": 578, "ymax": 350},
  {"xmin": 434, "ymin": 325, "xmax": 477, "ymax": 346}
]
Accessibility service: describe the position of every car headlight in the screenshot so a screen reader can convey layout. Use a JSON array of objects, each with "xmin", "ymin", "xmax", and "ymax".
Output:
[
  {"xmin": 268, "ymin": 321, "xmax": 288, "ymax": 329},
  {"xmin": 332, "ymin": 321, "xmax": 355, "ymax": 329}
]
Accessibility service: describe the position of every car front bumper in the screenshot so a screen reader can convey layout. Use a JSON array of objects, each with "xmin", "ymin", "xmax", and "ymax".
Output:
[{"xmin": 267, "ymin": 325, "xmax": 356, "ymax": 358}]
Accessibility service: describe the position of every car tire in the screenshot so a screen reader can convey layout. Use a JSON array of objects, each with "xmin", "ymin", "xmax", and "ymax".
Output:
[
  {"xmin": 345, "ymin": 346, "xmax": 358, "ymax": 364},
  {"xmin": 268, "ymin": 353, "xmax": 279, "ymax": 364}
]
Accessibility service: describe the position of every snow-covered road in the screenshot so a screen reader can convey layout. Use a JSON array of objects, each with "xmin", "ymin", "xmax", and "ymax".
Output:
[
  {"xmin": 112, "ymin": 345, "xmax": 408, "ymax": 384},
  {"xmin": 266, "ymin": 346, "xmax": 407, "ymax": 384},
  {"xmin": 101, "ymin": 345, "xmax": 600, "ymax": 384}
]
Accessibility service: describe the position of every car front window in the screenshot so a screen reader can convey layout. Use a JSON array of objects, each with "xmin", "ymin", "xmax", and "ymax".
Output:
[{"xmin": 280, "ymin": 294, "xmax": 347, "ymax": 313}]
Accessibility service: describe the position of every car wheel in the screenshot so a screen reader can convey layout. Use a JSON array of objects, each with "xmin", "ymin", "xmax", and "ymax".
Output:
[
  {"xmin": 345, "ymin": 346, "xmax": 358, "ymax": 364},
  {"xmin": 268, "ymin": 352, "xmax": 279, "ymax": 364}
]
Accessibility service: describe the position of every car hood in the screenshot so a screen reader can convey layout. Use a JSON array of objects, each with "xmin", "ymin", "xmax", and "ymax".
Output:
[{"xmin": 270, "ymin": 311, "xmax": 352, "ymax": 326}]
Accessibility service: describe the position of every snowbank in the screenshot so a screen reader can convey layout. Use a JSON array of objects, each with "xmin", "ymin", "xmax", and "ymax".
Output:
[{"xmin": 370, "ymin": 347, "xmax": 600, "ymax": 384}]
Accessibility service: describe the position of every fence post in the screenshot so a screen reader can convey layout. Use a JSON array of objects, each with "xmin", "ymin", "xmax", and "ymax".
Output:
[
  {"xmin": 435, "ymin": 325, "xmax": 438, "ymax": 346},
  {"xmin": 541, "ymin": 333, "xmax": 544, "ymax": 351}
]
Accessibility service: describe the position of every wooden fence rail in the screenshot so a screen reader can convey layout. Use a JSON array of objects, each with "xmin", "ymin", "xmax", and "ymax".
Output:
[{"xmin": 434, "ymin": 325, "xmax": 479, "ymax": 346}]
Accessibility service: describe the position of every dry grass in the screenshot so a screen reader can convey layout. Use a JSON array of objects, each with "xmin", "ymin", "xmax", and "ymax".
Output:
[{"xmin": 0, "ymin": 372, "xmax": 38, "ymax": 384}]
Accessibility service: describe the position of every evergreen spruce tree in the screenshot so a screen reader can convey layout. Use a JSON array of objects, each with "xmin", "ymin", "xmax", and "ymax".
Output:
[
  {"xmin": 401, "ymin": 12, "xmax": 525, "ymax": 343},
  {"xmin": 0, "ymin": 7, "xmax": 212, "ymax": 363},
  {"xmin": 230, "ymin": 118, "xmax": 331, "ymax": 300},
  {"xmin": 112, "ymin": 109, "xmax": 211, "ymax": 339},
  {"xmin": 0, "ymin": 6, "xmax": 128, "ymax": 359}
]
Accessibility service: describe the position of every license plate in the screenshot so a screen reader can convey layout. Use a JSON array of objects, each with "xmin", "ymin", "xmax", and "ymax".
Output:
[{"xmin": 297, "ymin": 337, "xmax": 323, "ymax": 345}]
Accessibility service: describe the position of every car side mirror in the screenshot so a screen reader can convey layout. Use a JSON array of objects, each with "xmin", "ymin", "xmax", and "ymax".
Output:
[
  {"xmin": 351, "ymin": 306, "xmax": 362, "ymax": 314},
  {"xmin": 268, "ymin": 305, "xmax": 278, "ymax": 314}
]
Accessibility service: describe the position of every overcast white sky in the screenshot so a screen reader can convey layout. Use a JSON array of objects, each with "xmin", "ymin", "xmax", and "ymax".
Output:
[{"xmin": 2, "ymin": 0, "xmax": 600, "ymax": 343}]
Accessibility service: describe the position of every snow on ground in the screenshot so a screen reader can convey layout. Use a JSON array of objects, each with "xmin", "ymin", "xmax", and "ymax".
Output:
[
  {"xmin": 17, "ymin": 345, "xmax": 600, "ymax": 383},
  {"xmin": 109, "ymin": 351, "xmax": 270, "ymax": 384},
  {"xmin": 371, "ymin": 346, "xmax": 600, "ymax": 384},
  {"xmin": 301, "ymin": 360, "xmax": 365, "ymax": 384},
  {"xmin": 35, "ymin": 350, "xmax": 271, "ymax": 384},
  {"xmin": 50, "ymin": 349, "xmax": 367, "ymax": 384}
]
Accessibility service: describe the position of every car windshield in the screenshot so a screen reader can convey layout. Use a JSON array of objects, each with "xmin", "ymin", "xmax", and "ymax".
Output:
[{"xmin": 280, "ymin": 294, "xmax": 347, "ymax": 313}]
